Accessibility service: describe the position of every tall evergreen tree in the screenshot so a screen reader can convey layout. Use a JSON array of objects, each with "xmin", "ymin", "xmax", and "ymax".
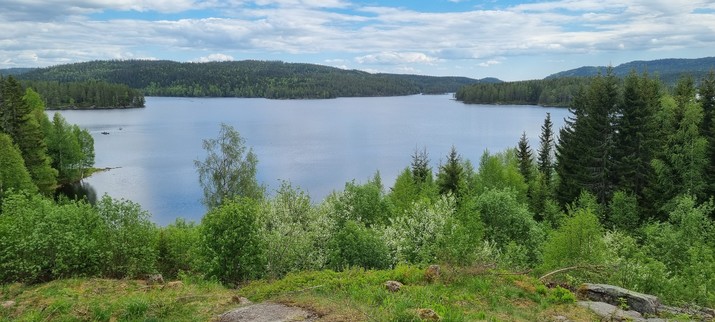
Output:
[
  {"xmin": 411, "ymin": 147, "xmax": 431, "ymax": 185},
  {"xmin": 0, "ymin": 133, "xmax": 37, "ymax": 195},
  {"xmin": 698, "ymin": 71, "xmax": 715, "ymax": 197},
  {"xmin": 516, "ymin": 132, "xmax": 533, "ymax": 181},
  {"xmin": 537, "ymin": 112, "xmax": 554, "ymax": 184},
  {"xmin": 613, "ymin": 71, "xmax": 660, "ymax": 217},
  {"xmin": 437, "ymin": 146, "xmax": 464, "ymax": 197},
  {"xmin": 0, "ymin": 77, "xmax": 57, "ymax": 194},
  {"xmin": 556, "ymin": 70, "xmax": 620, "ymax": 206}
]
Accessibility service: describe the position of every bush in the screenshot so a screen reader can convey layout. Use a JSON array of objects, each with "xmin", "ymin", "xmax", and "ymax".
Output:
[
  {"xmin": 0, "ymin": 192, "xmax": 104, "ymax": 283},
  {"xmin": 156, "ymin": 218, "xmax": 202, "ymax": 279},
  {"xmin": 96, "ymin": 195, "xmax": 158, "ymax": 278},
  {"xmin": 382, "ymin": 196, "xmax": 458, "ymax": 265},
  {"xmin": 328, "ymin": 220, "xmax": 391, "ymax": 271},
  {"xmin": 541, "ymin": 207, "xmax": 606, "ymax": 271},
  {"xmin": 201, "ymin": 197, "xmax": 265, "ymax": 284},
  {"xmin": 260, "ymin": 182, "xmax": 332, "ymax": 278},
  {"xmin": 475, "ymin": 188, "xmax": 543, "ymax": 261}
]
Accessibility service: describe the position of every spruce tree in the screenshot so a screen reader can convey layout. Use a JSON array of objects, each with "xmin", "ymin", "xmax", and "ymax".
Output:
[
  {"xmin": 698, "ymin": 71, "xmax": 715, "ymax": 197},
  {"xmin": 0, "ymin": 77, "xmax": 57, "ymax": 194},
  {"xmin": 437, "ymin": 146, "xmax": 464, "ymax": 197},
  {"xmin": 556, "ymin": 70, "xmax": 620, "ymax": 206},
  {"xmin": 613, "ymin": 71, "xmax": 659, "ymax": 217},
  {"xmin": 537, "ymin": 112, "xmax": 554, "ymax": 184},
  {"xmin": 516, "ymin": 132, "xmax": 533, "ymax": 181},
  {"xmin": 411, "ymin": 147, "xmax": 431, "ymax": 184}
]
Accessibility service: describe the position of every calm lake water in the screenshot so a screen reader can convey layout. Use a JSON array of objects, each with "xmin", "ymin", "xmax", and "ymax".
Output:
[{"xmin": 54, "ymin": 94, "xmax": 569, "ymax": 225}]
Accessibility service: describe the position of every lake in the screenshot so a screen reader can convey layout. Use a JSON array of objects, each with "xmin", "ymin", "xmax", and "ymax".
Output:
[{"xmin": 54, "ymin": 94, "xmax": 569, "ymax": 225}]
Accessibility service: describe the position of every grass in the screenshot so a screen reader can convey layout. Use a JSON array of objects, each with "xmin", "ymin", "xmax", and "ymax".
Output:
[{"xmin": 0, "ymin": 265, "xmax": 598, "ymax": 321}]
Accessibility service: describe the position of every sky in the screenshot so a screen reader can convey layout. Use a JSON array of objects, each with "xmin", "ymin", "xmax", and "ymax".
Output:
[{"xmin": 2, "ymin": 0, "xmax": 715, "ymax": 81}]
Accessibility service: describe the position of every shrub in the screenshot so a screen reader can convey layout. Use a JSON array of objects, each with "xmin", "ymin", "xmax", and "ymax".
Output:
[
  {"xmin": 156, "ymin": 218, "xmax": 202, "ymax": 279},
  {"xmin": 328, "ymin": 220, "xmax": 391, "ymax": 271},
  {"xmin": 541, "ymin": 207, "xmax": 606, "ymax": 271},
  {"xmin": 260, "ymin": 182, "xmax": 332, "ymax": 278},
  {"xmin": 96, "ymin": 195, "xmax": 158, "ymax": 278},
  {"xmin": 0, "ymin": 192, "xmax": 104, "ymax": 283},
  {"xmin": 201, "ymin": 197, "xmax": 265, "ymax": 284},
  {"xmin": 475, "ymin": 188, "xmax": 543, "ymax": 261}
]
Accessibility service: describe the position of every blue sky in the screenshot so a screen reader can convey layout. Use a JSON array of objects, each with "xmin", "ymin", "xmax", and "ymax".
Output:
[{"xmin": 2, "ymin": 0, "xmax": 714, "ymax": 80}]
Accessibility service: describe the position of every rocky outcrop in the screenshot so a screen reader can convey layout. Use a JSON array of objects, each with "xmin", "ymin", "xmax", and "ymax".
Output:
[
  {"xmin": 385, "ymin": 280, "xmax": 403, "ymax": 292},
  {"xmin": 578, "ymin": 283, "xmax": 660, "ymax": 315},
  {"xmin": 577, "ymin": 301, "xmax": 667, "ymax": 322}
]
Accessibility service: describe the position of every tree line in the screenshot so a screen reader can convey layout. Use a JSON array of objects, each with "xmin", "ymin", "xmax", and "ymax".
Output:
[
  {"xmin": 1, "ymin": 70, "xmax": 715, "ymax": 309},
  {"xmin": 455, "ymin": 77, "xmax": 589, "ymax": 107},
  {"xmin": 16, "ymin": 60, "xmax": 486, "ymax": 99},
  {"xmin": 0, "ymin": 76, "xmax": 96, "ymax": 198},
  {"xmin": 22, "ymin": 80, "xmax": 145, "ymax": 109}
]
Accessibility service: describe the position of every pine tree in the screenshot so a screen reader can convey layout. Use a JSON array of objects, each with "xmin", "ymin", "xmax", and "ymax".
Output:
[{"xmin": 516, "ymin": 132, "xmax": 533, "ymax": 181}]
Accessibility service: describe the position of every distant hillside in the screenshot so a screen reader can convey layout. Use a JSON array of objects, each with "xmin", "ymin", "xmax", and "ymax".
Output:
[
  {"xmin": 546, "ymin": 57, "xmax": 715, "ymax": 84},
  {"xmin": 0, "ymin": 68, "xmax": 35, "ymax": 76},
  {"xmin": 16, "ymin": 60, "xmax": 496, "ymax": 99}
]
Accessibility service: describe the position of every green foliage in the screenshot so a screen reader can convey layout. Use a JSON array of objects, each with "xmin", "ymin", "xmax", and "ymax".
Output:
[
  {"xmin": 0, "ymin": 192, "xmax": 104, "ymax": 283},
  {"xmin": 381, "ymin": 196, "xmax": 472, "ymax": 265},
  {"xmin": 388, "ymin": 167, "xmax": 420, "ymax": 215},
  {"xmin": 547, "ymin": 286, "xmax": 577, "ymax": 304},
  {"xmin": 194, "ymin": 123, "xmax": 264, "ymax": 209},
  {"xmin": 328, "ymin": 173, "xmax": 391, "ymax": 227},
  {"xmin": 201, "ymin": 197, "xmax": 265, "ymax": 284},
  {"xmin": 157, "ymin": 218, "xmax": 202, "ymax": 279},
  {"xmin": 0, "ymin": 133, "xmax": 36, "ymax": 196},
  {"xmin": 46, "ymin": 113, "xmax": 94, "ymax": 183},
  {"xmin": 473, "ymin": 150, "xmax": 529, "ymax": 203},
  {"xmin": 328, "ymin": 220, "xmax": 391, "ymax": 271},
  {"xmin": 475, "ymin": 188, "xmax": 543, "ymax": 262},
  {"xmin": 608, "ymin": 190, "xmax": 640, "ymax": 231},
  {"xmin": 542, "ymin": 207, "xmax": 606, "ymax": 270},
  {"xmin": 0, "ymin": 76, "xmax": 57, "ymax": 194},
  {"xmin": 260, "ymin": 182, "xmax": 332, "ymax": 278},
  {"xmin": 96, "ymin": 195, "xmax": 158, "ymax": 278}
]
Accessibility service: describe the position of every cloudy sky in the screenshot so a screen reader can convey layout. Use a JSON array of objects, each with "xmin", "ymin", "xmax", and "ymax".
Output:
[{"xmin": 2, "ymin": 0, "xmax": 714, "ymax": 80}]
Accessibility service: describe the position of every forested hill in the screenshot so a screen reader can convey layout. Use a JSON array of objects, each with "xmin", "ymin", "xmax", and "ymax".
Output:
[
  {"xmin": 15, "ymin": 60, "xmax": 493, "ymax": 99},
  {"xmin": 456, "ymin": 56, "xmax": 715, "ymax": 107},
  {"xmin": 546, "ymin": 57, "xmax": 715, "ymax": 84}
]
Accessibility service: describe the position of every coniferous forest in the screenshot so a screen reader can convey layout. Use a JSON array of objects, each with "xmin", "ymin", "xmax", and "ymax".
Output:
[{"xmin": 2, "ymin": 68, "xmax": 715, "ymax": 319}]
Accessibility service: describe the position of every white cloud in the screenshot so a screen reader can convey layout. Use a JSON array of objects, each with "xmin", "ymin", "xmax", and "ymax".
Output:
[
  {"xmin": 196, "ymin": 53, "xmax": 234, "ymax": 62},
  {"xmin": 1, "ymin": 0, "xmax": 715, "ymax": 79},
  {"xmin": 355, "ymin": 52, "xmax": 438, "ymax": 65},
  {"xmin": 478, "ymin": 60, "xmax": 501, "ymax": 67}
]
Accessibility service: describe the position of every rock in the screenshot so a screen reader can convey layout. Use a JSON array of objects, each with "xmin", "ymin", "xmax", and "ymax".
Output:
[
  {"xmin": 146, "ymin": 274, "xmax": 165, "ymax": 285},
  {"xmin": 424, "ymin": 265, "xmax": 440, "ymax": 283},
  {"xmin": 417, "ymin": 308, "xmax": 440, "ymax": 321},
  {"xmin": 578, "ymin": 301, "xmax": 645, "ymax": 321},
  {"xmin": 551, "ymin": 315, "xmax": 570, "ymax": 322},
  {"xmin": 661, "ymin": 304, "xmax": 715, "ymax": 321},
  {"xmin": 1, "ymin": 300, "xmax": 15, "ymax": 309},
  {"xmin": 385, "ymin": 280, "xmax": 403, "ymax": 292},
  {"xmin": 232, "ymin": 295, "xmax": 252, "ymax": 305},
  {"xmin": 166, "ymin": 281, "xmax": 183, "ymax": 288},
  {"xmin": 578, "ymin": 283, "xmax": 660, "ymax": 315},
  {"xmin": 217, "ymin": 302, "xmax": 316, "ymax": 322}
]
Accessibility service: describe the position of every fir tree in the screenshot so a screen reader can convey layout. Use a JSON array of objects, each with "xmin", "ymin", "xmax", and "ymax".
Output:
[{"xmin": 698, "ymin": 71, "xmax": 715, "ymax": 198}]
